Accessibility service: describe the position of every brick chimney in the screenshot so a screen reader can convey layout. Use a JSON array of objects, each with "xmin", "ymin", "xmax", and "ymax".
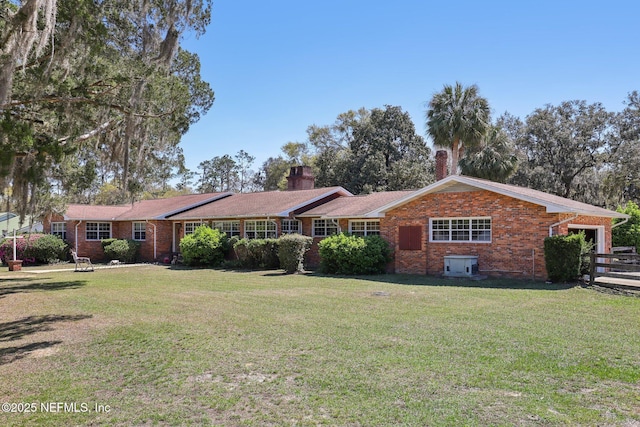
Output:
[
  {"xmin": 286, "ymin": 166, "xmax": 315, "ymax": 190},
  {"xmin": 435, "ymin": 150, "xmax": 448, "ymax": 181}
]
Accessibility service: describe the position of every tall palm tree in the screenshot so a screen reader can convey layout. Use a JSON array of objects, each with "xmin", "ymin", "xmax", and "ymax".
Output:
[
  {"xmin": 426, "ymin": 82, "xmax": 491, "ymax": 174},
  {"xmin": 458, "ymin": 126, "xmax": 519, "ymax": 182}
]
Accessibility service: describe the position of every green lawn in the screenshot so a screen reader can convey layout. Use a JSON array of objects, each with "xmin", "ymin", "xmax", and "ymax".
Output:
[{"xmin": 1, "ymin": 265, "xmax": 639, "ymax": 426}]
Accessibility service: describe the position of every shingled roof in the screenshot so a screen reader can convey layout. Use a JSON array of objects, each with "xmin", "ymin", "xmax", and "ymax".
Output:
[
  {"xmin": 64, "ymin": 192, "xmax": 232, "ymax": 221},
  {"xmin": 168, "ymin": 187, "xmax": 352, "ymax": 220},
  {"xmin": 299, "ymin": 190, "xmax": 415, "ymax": 218}
]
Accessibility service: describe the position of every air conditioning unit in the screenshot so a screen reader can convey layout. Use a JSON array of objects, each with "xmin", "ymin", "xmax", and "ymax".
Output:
[{"xmin": 444, "ymin": 255, "xmax": 479, "ymax": 277}]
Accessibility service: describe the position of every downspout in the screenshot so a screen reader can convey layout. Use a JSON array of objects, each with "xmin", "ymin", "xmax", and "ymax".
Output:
[
  {"xmin": 146, "ymin": 220, "xmax": 157, "ymax": 260},
  {"xmin": 75, "ymin": 220, "xmax": 82, "ymax": 251},
  {"xmin": 548, "ymin": 214, "xmax": 579, "ymax": 237},
  {"xmin": 611, "ymin": 218, "xmax": 629, "ymax": 229}
]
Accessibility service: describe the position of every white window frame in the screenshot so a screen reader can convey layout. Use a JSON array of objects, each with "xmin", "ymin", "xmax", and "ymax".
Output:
[
  {"xmin": 86, "ymin": 222, "xmax": 111, "ymax": 241},
  {"xmin": 244, "ymin": 220, "xmax": 278, "ymax": 239},
  {"xmin": 348, "ymin": 220, "xmax": 380, "ymax": 237},
  {"xmin": 132, "ymin": 222, "xmax": 146, "ymax": 241},
  {"xmin": 281, "ymin": 219, "xmax": 302, "ymax": 235},
  {"xmin": 184, "ymin": 221, "xmax": 203, "ymax": 235},
  {"xmin": 212, "ymin": 221, "xmax": 240, "ymax": 237},
  {"xmin": 313, "ymin": 219, "xmax": 340, "ymax": 237},
  {"xmin": 429, "ymin": 217, "xmax": 491, "ymax": 243},
  {"xmin": 51, "ymin": 222, "xmax": 67, "ymax": 240}
]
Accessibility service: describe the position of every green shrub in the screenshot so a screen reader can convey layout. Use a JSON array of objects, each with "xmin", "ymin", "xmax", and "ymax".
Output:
[
  {"xmin": 24, "ymin": 234, "xmax": 69, "ymax": 264},
  {"xmin": 179, "ymin": 226, "xmax": 227, "ymax": 266},
  {"xmin": 544, "ymin": 234, "xmax": 584, "ymax": 282},
  {"xmin": 318, "ymin": 233, "xmax": 391, "ymax": 275},
  {"xmin": 579, "ymin": 233, "xmax": 595, "ymax": 276},
  {"xmin": 234, "ymin": 238, "xmax": 279, "ymax": 269},
  {"xmin": 278, "ymin": 234, "xmax": 313, "ymax": 273},
  {"xmin": 613, "ymin": 201, "xmax": 640, "ymax": 253},
  {"xmin": 100, "ymin": 238, "xmax": 118, "ymax": 250},
  {"xmin": 102, "ymin": 239, "xmax": 141, "ymax": 263}
]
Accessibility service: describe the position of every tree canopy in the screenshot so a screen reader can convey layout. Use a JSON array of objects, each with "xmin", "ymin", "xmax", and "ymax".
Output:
[{"xmin": 1, "ymin": 0, "xmax": 214, "ymax": 216}]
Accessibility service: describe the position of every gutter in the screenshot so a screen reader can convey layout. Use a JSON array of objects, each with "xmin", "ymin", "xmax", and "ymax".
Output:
[
  {"xmin": 75, "ymin": 220, "xmax": 82, "ymax": 250},
  {"xmin": 611, "ymin": 218, "xmax": 629, "ymax": 229},
  {"xmin": 548, "ymin": 214, "xmax": 579, "ymax": 237},
  {"xmin": 146, "ymin": 220, "xmax": 157, "ymax": 260}
]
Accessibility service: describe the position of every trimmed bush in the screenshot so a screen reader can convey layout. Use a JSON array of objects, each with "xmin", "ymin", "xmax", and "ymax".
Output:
[
  {"xmin": 278, "ymin": 234, "xmax": 313, "ymax": 273},
  {"xmin": 179, "ymin": 226, "xmax": 227, "ymax": 266},
  {"xmin": 102, "ymin": 239, "xmax": 141, "ymax": 263},
  {"xmin": 544, "ymin": 234, "xmax": 584, "ymax": 282},
  {"xmin": 24, "ymin": 234, "xmax": 68, "ymax": 264},
  {"xmin": 100, "ymin": 238, "xmax": 118, "ymax": 250},
  {"xmin": 234, "ymin": 238, "xmax": 279, "ymax": 269},
  {"xmin": 318, "ymin": 233, "xmax": 391, "ymax": 275}
]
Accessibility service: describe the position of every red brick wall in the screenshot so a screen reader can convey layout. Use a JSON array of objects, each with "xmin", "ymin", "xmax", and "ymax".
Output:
[
  {"xmin": 299, "ymin": 217, "xmax": 350, "ymax": 269},
  {"xmin": 42, "ymin": 216, "xmax": 175, "ymax": 262},
  {"xmin": 381, "ymin": 190, "xmax": 614, "ymax": 279}
]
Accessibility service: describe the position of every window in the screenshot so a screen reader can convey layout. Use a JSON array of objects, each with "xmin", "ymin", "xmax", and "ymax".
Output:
[
  {"xmin": 245, "ymin": 220, "xmax": 277, "ymax": 239},
  {"xmin": 312, "ymin": 219, "xmax": 340, "ymax": 237},
  {"xmin": 132, "ymin": 222, "xmax": 146, "ymax": 241},
  {"xmin": 86, "ymin": 222, "xmax": 111, "ymax": 240},
  {"xmin": 184, "ymin": 222, "xmax": 203, "ymax": 235},
  {"xmin": 399, "ymin": 226, "xmax": 422, "ymax": 250},
  {"xmin": 51, "ymin": 222, "xmax": 67, "ymax": 240},
  {"xmin": 349, "ymin": 220, "xmax": 380, "ymax": 236},
  {"xmin": 430, "ymin": 217, "xmax": 491, "ymax": 242},
  {"xmin": 281, "ymin": 219, "xmax": 301, "ymax": 235},
  {"xmin": 212, "ymin": 221, "xmax": 240, "ymax": 237}
]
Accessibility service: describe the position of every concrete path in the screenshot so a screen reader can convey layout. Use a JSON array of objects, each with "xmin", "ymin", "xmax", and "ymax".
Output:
[{"xmin": 4, "ymin": 263, "xmax": 155, "ymax": 275}]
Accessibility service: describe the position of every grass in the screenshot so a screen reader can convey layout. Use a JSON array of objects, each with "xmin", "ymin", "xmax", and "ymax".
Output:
[{"xmin": 0, "ymin": 265, "xmax": 639, "ymax": 426}]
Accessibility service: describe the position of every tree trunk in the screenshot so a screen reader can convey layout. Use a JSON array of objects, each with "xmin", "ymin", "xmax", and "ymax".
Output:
[{"xmin": 451, "ymin": 137, "xmax": 460, "ymax": 175}]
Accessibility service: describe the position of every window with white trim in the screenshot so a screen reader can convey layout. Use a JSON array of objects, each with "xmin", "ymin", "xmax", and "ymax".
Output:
[
  {"xmin": 313, "ymin": 219, "xmax": 339, "ymax": 237},
  {"xmin": 430, "ymin": 217, "xmax": 491, "ymax": 242},
  {"xmin": 281, "ymin": 219, "xmax": 302, "ymax": 235},
  {"xmin": 184, "ymin": 222, "xmax": 203, "ymax": 235},
  {"xmin": 244, "ymin": 220, "xmax": 277, "ymax": 239},
  {"xmin": 349, "ymin": 220, "xmax": 380, "ymax": 236},
  {"xmin": 212, "ymin": 221, "xmax": 240, "ymax": 237},
  {"xmin": 132, "ymin": 222, "xmax": 146, "ymax": 241},
  {"xmin": 51, "ymin": 222, "xmax": 67, "ymax": 240},
  {"xmin": 86, "ymin": 222, "xmax": 111, "ymax": 240}
]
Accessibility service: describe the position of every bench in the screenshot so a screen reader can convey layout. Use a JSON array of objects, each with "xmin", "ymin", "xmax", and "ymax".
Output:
[{"xmin": 71, "ymin": 250, "xmax": 94, "ymax": 272}]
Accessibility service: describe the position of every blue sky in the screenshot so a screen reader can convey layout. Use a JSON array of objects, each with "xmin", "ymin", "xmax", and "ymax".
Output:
[{"xmin": 180, "ymin": 0, "xmax": 640, "ymax": 173}]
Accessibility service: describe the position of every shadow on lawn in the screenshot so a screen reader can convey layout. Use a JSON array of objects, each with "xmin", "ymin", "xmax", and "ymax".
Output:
[
  {"xmin": 0, "ymin": 280, "xmax": 87, "ymax": 299},
  {"xmin": 0, "ymin": 314, "xmax": 92, "ymax": 365},
  {"xmin": 307, "ymin": 272, "xmax": 576, "ymax": 291}
]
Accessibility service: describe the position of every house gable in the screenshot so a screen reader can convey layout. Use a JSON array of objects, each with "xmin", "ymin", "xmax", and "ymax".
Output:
[{"xmin": 377, "ymin": 175, "xmax": 628, "ymax": 219}]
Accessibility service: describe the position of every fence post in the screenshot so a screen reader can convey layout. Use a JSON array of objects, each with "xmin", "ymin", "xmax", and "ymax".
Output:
[{"xmin": 589, "ymin": 252, "xmax": 596, "ymax": 286}]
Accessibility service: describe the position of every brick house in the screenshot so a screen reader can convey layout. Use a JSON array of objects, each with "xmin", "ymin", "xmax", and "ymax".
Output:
[
  {"xmin": 45, "ymin": 192, "xmax": 233, "ymax": 262},
  {"xmin": 375, "ymin": 175, "xmax": 627, "ymax": 279},
  {"xmin": 44, "ymin": 167, "xmax": 627, "ymax": 279}
]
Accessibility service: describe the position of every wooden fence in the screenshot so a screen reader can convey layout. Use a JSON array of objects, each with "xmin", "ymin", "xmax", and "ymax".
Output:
[{"xmin": 589, "ymin": 252, "xmax": 640, "ymax": 286}]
